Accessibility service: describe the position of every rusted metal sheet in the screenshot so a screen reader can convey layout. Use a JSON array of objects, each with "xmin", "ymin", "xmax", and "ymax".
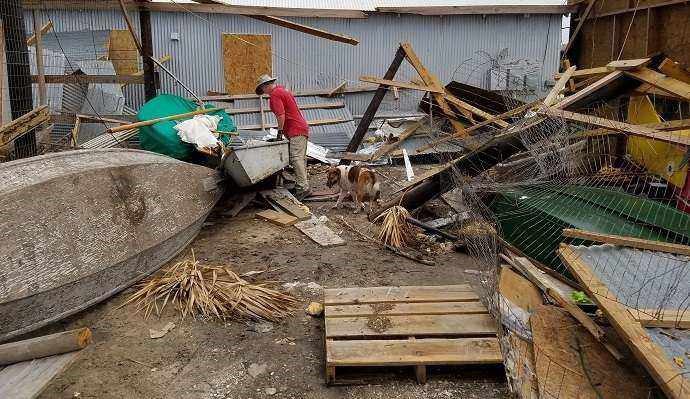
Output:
[{"xmin": 0, "ymin": 149, "xmax": 223, "ymax": 342}]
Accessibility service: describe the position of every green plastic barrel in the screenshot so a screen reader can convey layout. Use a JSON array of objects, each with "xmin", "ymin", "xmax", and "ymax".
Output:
[{"xmin": 137, "ymin": 94, "xmax": 236, "ymax": 160}]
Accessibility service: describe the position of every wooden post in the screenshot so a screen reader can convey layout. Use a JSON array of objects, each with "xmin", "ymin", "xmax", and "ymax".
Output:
[
  {"xmin": 2, "ymin": 0, "xmax": 37, "ymax": 157},
  {"xmin": 0, "ymin": 327, "xmax": 92, "ymax": 366},
  {"xmin": 138, "ymin": 5, "xmax": 157, "ymax": 101},
  {"xmin": 259, "ymin": 95, "xmax": 266, "ymax": 133},
  {"xmin": 31, "ymin": 10, "xmax": 46, "ymax": 106},
  {"xmin": 340, "ymin": 45, "xmax": 406, "ymax": 165}
]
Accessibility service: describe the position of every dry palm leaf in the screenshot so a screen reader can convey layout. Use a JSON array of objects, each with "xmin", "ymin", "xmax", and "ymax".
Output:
[
  {"xmin": 120, "ymin": 250, "xmax": 298, "ymax": 322},
  {"xmin": 373, "ymin": 205, "xmax": 414, "ymax": 248}
]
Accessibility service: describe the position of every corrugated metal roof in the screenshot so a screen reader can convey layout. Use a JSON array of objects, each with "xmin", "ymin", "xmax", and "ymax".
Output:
[{"xmin": 216, "ymin": 95, "xmax": 356, "ymax": 152}]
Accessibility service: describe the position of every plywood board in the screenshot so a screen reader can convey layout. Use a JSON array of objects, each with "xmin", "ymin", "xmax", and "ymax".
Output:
[
  {"xmin": 260, "ymin": 188, "xmax": 311, "ymax": 220},
  {"xmin": 222, "ymin": 33, "xmax": 272, "ymax": 95},
  {"xmin": 327, "ymin": 338, "xmax": 501, "ymax": 366},
  {"xmin": 256, "ymin": 209, "xmax": 297, "ymax": 226},
  {"xmin": 325, "ymin": 314, "xmax": 497, "ymax": 338},
  {"xmin": 0, "ymin": 351, "xmax": 80, "ymax": 399},
  {"xmin": 324, "ymin": 285, "xmax": 477, "ymax": 305},
  {"xmin": 531, "ymin": 305, "xmax": 651, "ymax": 399},
  {"xmin": 294, "ymin": 216, "xmax": 345, "ymax": 247},
  {"xmin": 108, "ymin": 29, "xmax": 139, "ymax": 75}
]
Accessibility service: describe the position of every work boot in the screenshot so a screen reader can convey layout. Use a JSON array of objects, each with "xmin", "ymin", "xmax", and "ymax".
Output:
[{"xmin": 294, "ymin": 189, "xmax": 311, "ymax": 201}]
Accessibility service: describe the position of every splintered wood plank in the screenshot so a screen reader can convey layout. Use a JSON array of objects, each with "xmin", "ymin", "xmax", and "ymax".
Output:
[
  {"xmin": 629, "ymin": 308, "xmax": 690, "ymax": 329},
  {"xmin": 256, "ymin": 209, "xmax": 297, "ymax": 226},
  {"xmin": 559, "ymin": 245, "xmax": 689, "ymax": 399},
  {"xmin": 260, "ymin": 188, "xmax": 311, "ymax": 220},
  {"xmin": 531, "ymin": 305, "xmax": 650, "ymax": 399},
  {"xmin": 544, "ymin": 65, "xmax": 576, "ymax": 107},
  {"xmin": 325, "ymin": 314, "xmax": 497, "ymax": 338},
  {"xmin": 625, "ymin": 68, "xmax": 690, "ymax": 100},
  {"xmin": 0, "ymin": 351, "xmax": 80, "ymax": 399},
  {"xmin": 324, "ymin": 285, "xmax": 477, "ymax": 305},
  {"xmin": 606, "ymin": 58, "xmax": 651, "ymax": 71},
  {"xmin": 294, "ymin": 216, "xmax": 345, "ymax": 247},
  {"xmin": 326, "ymin": 338, "xmax": 502, "ymax": 366},
  {"xmin": 325, "ymin": 301, "xmax": 488, "ymax": 318}
]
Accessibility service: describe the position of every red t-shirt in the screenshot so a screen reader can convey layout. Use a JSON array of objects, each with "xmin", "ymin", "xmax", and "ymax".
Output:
[{"xmin": 269, "ymin": 85, "xmax": 309, "ymax": 138}]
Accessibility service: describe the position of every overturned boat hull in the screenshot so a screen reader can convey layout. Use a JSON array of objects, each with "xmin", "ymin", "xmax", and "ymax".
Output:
[{"xmin": 0, "ymin": 149, "xmax": 223, "ymax": 342}]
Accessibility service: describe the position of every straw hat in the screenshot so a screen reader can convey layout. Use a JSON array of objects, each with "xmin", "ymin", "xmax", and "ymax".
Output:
[{"xmin": 255, "ymin": 74, "xmax": 277, "ymax": 95}]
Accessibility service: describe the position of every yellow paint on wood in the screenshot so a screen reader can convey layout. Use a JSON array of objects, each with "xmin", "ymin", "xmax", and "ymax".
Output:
[
  {"xmin": 222, "ymin": 33, "xmax": 272, "ymax": 95},
  {"xmin": 626, "ymin": 96, "xmax": 689, "ymax": 188}
]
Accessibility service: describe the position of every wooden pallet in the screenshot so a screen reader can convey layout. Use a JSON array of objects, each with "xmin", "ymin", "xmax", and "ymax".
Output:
[{"xmin": 324, "ymin": 285, "xmax": 502, "ymax": 384}]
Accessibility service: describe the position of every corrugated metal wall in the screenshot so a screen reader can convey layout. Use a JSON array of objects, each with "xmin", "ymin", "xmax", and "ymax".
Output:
[{"xmin": 28, "ymin": 9, "xmax": 561, "ymax": 115}]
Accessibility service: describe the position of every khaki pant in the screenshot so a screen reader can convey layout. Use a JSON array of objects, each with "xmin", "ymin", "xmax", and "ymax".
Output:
[{"xmin": 288, "ymin": 135, "xmax": 309, "ymax": 192}]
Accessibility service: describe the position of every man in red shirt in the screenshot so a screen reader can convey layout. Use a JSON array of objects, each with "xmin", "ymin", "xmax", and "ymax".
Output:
[{"xmin": 256, "ymin": 75, "xmax": 310, "ymax": 199}]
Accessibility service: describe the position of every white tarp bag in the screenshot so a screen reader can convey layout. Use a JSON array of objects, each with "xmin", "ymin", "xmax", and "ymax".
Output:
[{"xmin": 174, "ymin": 114, "xmax": 222, "ymax": 150}]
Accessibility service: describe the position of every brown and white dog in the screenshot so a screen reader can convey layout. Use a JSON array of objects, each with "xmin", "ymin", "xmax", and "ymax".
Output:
[{"xmin": 326, "ymin": 165, "xmax": 381, "ymax": 213}]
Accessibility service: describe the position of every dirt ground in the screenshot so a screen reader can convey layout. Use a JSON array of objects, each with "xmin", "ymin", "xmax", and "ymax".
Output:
[{"xmin": 37, "ymin": 165, "xmax": 508, "ymax": 399}]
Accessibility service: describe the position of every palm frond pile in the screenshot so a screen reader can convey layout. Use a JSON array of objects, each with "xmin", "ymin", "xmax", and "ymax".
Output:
[
  {"xmin": 121, "ymin": 251, "xmax": 298, "ymax": 322},
  {"xmin": 373, "ymin": 205, "xmax": 415, "ymax": 248}
]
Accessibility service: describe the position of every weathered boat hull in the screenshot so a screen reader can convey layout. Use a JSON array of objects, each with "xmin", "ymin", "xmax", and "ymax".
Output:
[{"xmin": 0, "ymin": 149, "xmax": 223, "ymax": 342}]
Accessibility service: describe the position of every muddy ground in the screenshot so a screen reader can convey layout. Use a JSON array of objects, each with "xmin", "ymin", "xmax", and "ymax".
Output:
[{"xmin": 37, "ymin": 164, "xmax": 508, "ymax": 399}]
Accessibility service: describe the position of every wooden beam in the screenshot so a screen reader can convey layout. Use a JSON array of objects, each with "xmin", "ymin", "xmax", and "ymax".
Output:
[
  {"xmin": 248, "ymin": 15, "xmax": 358, "ymax": 45},
  {"xmin": 659, "ymin": 58, "xmax": 690, "ymax": 84},
  {"xmin": 108, "ymin": 107, "xmax": 221, "ymax": 133},
  {"xmin": 327, "ymin": 81, "xmax": 347, "ymax": 97},
  {"xmin": 341, "ymin": 45, "xmax": 406, "ymax": 165},
  {"xmin": 544, "ymin": 65, "xmax": 576, "ymax": 106},
  {"xmin": 240, "ymin": 117, "xmax": 350, "ymax": 131},
  {"xmin": 0, "ymin": 105, "xmax": 49, "ymax": 145},
  {"xmin": 31, "ymin": 10, "xmax": 46, "ymax": 106},
  {"xmin": 369, "ymin": 121, "xmax": 422, "ymax": 161},
  {"xmin": 630, "ymin": 309, "xmax": 690, "ymax": 329},
  {"xmin": 625, "ymin": 68, "xmax": 690, "ymax": 100},
  {"xmin": 359, "ymin": 76, "xmax": 443, "ymax": 93},
  {"xmin": 588, "ymin": 0, "xmax": 689, "ymax": 19},
  {"xmin": 606, "ymin": 58, "xmax": 651, "ymax": 71},
  {"xmin": 577, "ymin": 117, "xmax": 690, "ymax": 137},
  {"xmin": 444, "ymin": 94, "xmax": 510, "ymax": 127},
  {"xmin": 400, "ymin": 42, "xmax": 465, "ymax": 135},
  {"xmin": 201, "ymin": 84, "xmax": 390, "ymax": 101},
  {"xmin": 563, "ymin": 0, "xmax": 596, "ymax": 56},
  {"xmin": 50, "ymin": 114, "xmax": 137, "ymax": 124},
  {"xmin": 139, "ymin": 6, "xmax": 156, "ymax": 101},
  {"xmin": 554, "ymin": 66, "xmax": 609, "ymax": 80},
  {"xmin": 562, "ymin": 228, "xmax": 690, "ymax": 256},
  {"xmin": 414, "ymin": 99, "xmax": 541, "ymax": 154},
  {"xmin": 116, "ymin": 0, "xmax": 143, "ymax": 54},
  {"xmin": 559, "ymin": 245, "xmax": 689, "ymax": 399},
  {"xmin": 33, "ymin": 75, "xmax": 145, "ymax": 84},
  {"xmin": 554, "ymin": 70, "xmax": 624, "ymax": 110},
  {"xmin": 26, "ymin": 20, "xmax": 52, "ymax": 46},
  {"xmin": 22, "ymin": 1, "xmax": 369, "ymax": 18},
  {"xmin": 538, "ymin": 107, "xmax": 690, "ymax": 146},
  {"xmin": 375, "ymin": 5, "xmax": 574, "ymax": 15},
  {"xmin": 223, "ymin": 101, "xmax": 344, "ymax": 115}
]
